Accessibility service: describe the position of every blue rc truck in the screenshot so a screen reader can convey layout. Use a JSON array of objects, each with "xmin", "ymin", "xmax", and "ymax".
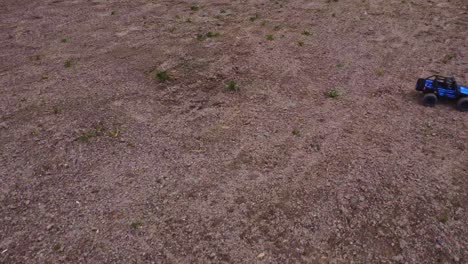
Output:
[{"xmin": 416, "ymin": 75, "xmax": 468, "ymax": 111}]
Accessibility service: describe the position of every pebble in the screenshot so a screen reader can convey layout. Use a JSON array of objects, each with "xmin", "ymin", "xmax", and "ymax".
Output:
[
  {"xmin": 46, "ymin": 224, "xmax": 54, "ymax": 230},
  {"xmin": 256, "ymin": 252, "xmax": 266, "ymax": 259},
  {"xmin": 392, "ymin": 254, "xmax": 404, "ymax": 262},
  {"xmin": 319, "ymin": 256, "xmax": 328, "ymax": 264},
  {"xmin": 0, "ymin": 122, "xmax": 7, "ymax": 129}
]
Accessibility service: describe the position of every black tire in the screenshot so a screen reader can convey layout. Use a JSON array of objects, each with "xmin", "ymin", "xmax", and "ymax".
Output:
[
  {"xmin": 416, "ymin": 78, "xmax": 426, "ymax": 91},
  {"xmin": 422, "ymin": 93, "xmax": 437, "ymax": 107},
  {"xmin": 457, "ymin": 97, "xmax": 468, "ymax": 112}
]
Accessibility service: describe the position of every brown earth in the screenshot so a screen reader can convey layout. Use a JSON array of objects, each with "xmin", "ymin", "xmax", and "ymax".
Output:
[{"xmin": 1, "ymin": 0, "xmax": 467, "ymax": 263}]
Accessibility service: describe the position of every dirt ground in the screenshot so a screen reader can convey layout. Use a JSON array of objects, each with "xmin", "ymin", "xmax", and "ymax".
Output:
[{"xmin": 1, "ymin": 0, "xmax": 467, "ymax": 263}]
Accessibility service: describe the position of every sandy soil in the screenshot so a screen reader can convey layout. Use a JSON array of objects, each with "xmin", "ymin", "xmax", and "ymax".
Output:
[{"xmin": 1, "ymin": 0, "xmax": 467, "ymax": 263}]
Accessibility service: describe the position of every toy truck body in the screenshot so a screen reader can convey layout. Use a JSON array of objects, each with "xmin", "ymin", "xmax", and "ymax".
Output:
[{"xmin": 415, "ymin": 75, "xmax": 468, "ymax": 111}]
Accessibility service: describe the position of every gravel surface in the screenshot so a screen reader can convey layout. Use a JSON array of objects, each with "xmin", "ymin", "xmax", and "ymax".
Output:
[{"xmin": 1, "ymin": 0, "xmax": 467, "ymax": 263}]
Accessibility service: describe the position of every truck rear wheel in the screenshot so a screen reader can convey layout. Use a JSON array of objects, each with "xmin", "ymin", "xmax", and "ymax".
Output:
[
  {"xmin": 457, "ymin": 97, "xmax": 468, "ymax": 112},
  {"xmin": 422, "ymin": 93, "xmax": 437, "ymax": 107}
]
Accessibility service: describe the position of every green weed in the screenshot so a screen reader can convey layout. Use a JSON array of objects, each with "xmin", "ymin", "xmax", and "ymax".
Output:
[
  {"xmin": 206, "ymin": 32, "xmax": 220, "ymax": 38},
  {"xmin": 227, "ymin": 80, "xmax": 239, "ymax": 92},
  {"xmin": 108, "ymin": 128, "xmax": 120, "ymax": 138},
  {"xmin": 292, "ymin": 129, "xmax": 301, "ymax": 137},
  {"xmin": 250, "ymin": 14, "xmax": 259, "ymax": 22},
  {"xmin": 64, "ymin": 59, "xmax": 73, "ymax": 68},
  {"xmin": 326, "ymin": 89, "xmax": 339, "ymax": 98},
  {"xmin": 375, "ymin": 69, "xmax": 385, "ymax": 76},
  {"xmin": 76, "ymin": 126, "xmax": 104, "ymax": 142},
  {"xmin": 442, "ymin": 53, "xmax": 456, "ymax": 64},
  {"xmin": 130, "ymin": 222, "xmax": 142, "ymax": 229},
  {"xmin": 439, "ymin": 208, "xmax": 449, "ymax": 223},
  {"xmin": 156, "ymin": 71, "xmax": 170, "ymax": 82}
]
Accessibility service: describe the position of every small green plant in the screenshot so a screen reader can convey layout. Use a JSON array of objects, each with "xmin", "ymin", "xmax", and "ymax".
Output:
[
  {"xmin": 442, "ymin": 53, "xmax": 455, "ymax": 64},
  {"xmin": 41, "ymin": 73, "xmax": 49, "ymax": 80},
  {"xmin": 186, "ymin": 18, "xmax": 192, "ymax": 23},
  {"xmin": 76, "ymin": 126, "xmax": 104, "ymax": 142},
  {"xmin": 274, "ymin": 25, "xmax": 281, "ymax": 31},
  {"xmin": 196, "ymin": 33, "xmax": 205, "ymax": 41},
  {"xmin": 52, "ymin": 243, "xmax": 62, "ymax": 251},
  {"xmin": 130, "ymin": 222, "xmax": 142, "ymax": 229},
  {"xmin": 197, "ymin": 32, "xmax": 219, "ymax": 40},
  {"xmin": 439, "ymin": 209, "xmax": 449, "ymax": 223},
  {"xmin": 250, "ymin": 14, "xmax": 259, "ymax": 22},
  {"xmin": 336, "ymin": 63, "xmax": 344, "ymax": 69},
  {"xmin": 53, "ymin": 106, "xmax": 60, "ymax": 115},
  {"xmin": 29, "ymin": 55, "xmax": 41, "ymax": 61},
  {"xmin": 156, "ymin": 71, "xmax": 170, "ymax": 82},
  {"xmin": 64, "ymin": 59, "xmax": 73, "ymax": 68},
  {"xmin": 111, "ymin": 10, "xmax": 117, "ymax": 15},
  {"xmin": 190, "ymin": 5, "xmax": 200, "ymax": 11},
  {"xmin": 326, "ymin": 89, "xmax": 339, "ymax": 98},
  {"xmin": 375, "ymin": 69, "xmax": 385, "ymax": 76},
  {"xmin": 108, "ymin": 128, "xmax": 120, "ymax": 138},
  {"xmin": 298, "ymin": 41, "xmax": 304, "ymax": 47},
  {"xmin": 302, "ymin": 30, "xmax": 311, "ymax": 36},
  {"xmin": 31, "ymin": 128, "xmax": 40, "ymax": 136},
  {"xmin": 206, "ymin": 32, "xmax": 220, "ymax": 38},
  {"xmin": 61, "ymin": 37, "xmax": 69, "ymax": 43},
  {"xmin": 292, "ymin": 129, "xmax": 301, "ymax": 137},
  {"xmin": 440, "ymin": 214, "xmax": 449, "ymax": 223},
  {"xmin": 266, "ymin": 34, "xmax": 274, "ymax": 41},
  {"xmin": 227, "ymin": 80, "xmax": 239, "ymax": 92}
]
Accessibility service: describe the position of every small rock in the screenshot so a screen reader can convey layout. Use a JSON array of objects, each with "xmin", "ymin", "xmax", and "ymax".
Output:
[
  {"xmin": 256, "ymin": 252, "xmax": 266, "ymax": 259},
  {"xmin": 0, "ymin": 122, "xmax": 7, "ymax": 129},
  {"xmin": 319, "ymin": 256, "xmax": 328, "ymax": 264},
  {"xmin": 392, "ymin": 254, "xmax": 404, "ymax": 262},
  {"xmin": 399, "ymin": 239, "xmax": 407, "ymax": 249},
  {"xmin": 46, "ymin": 224, "xmax": 54, "ymax": 230}
]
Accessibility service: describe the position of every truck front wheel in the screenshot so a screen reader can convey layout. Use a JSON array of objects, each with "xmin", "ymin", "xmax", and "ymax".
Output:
[
  {"xmin": 457, "ymin": 97, "xmax": 468, "ymax": 112},
  {"xmin": 422, "ymin": 93, "xmax": 437, "ymax": 107}
]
